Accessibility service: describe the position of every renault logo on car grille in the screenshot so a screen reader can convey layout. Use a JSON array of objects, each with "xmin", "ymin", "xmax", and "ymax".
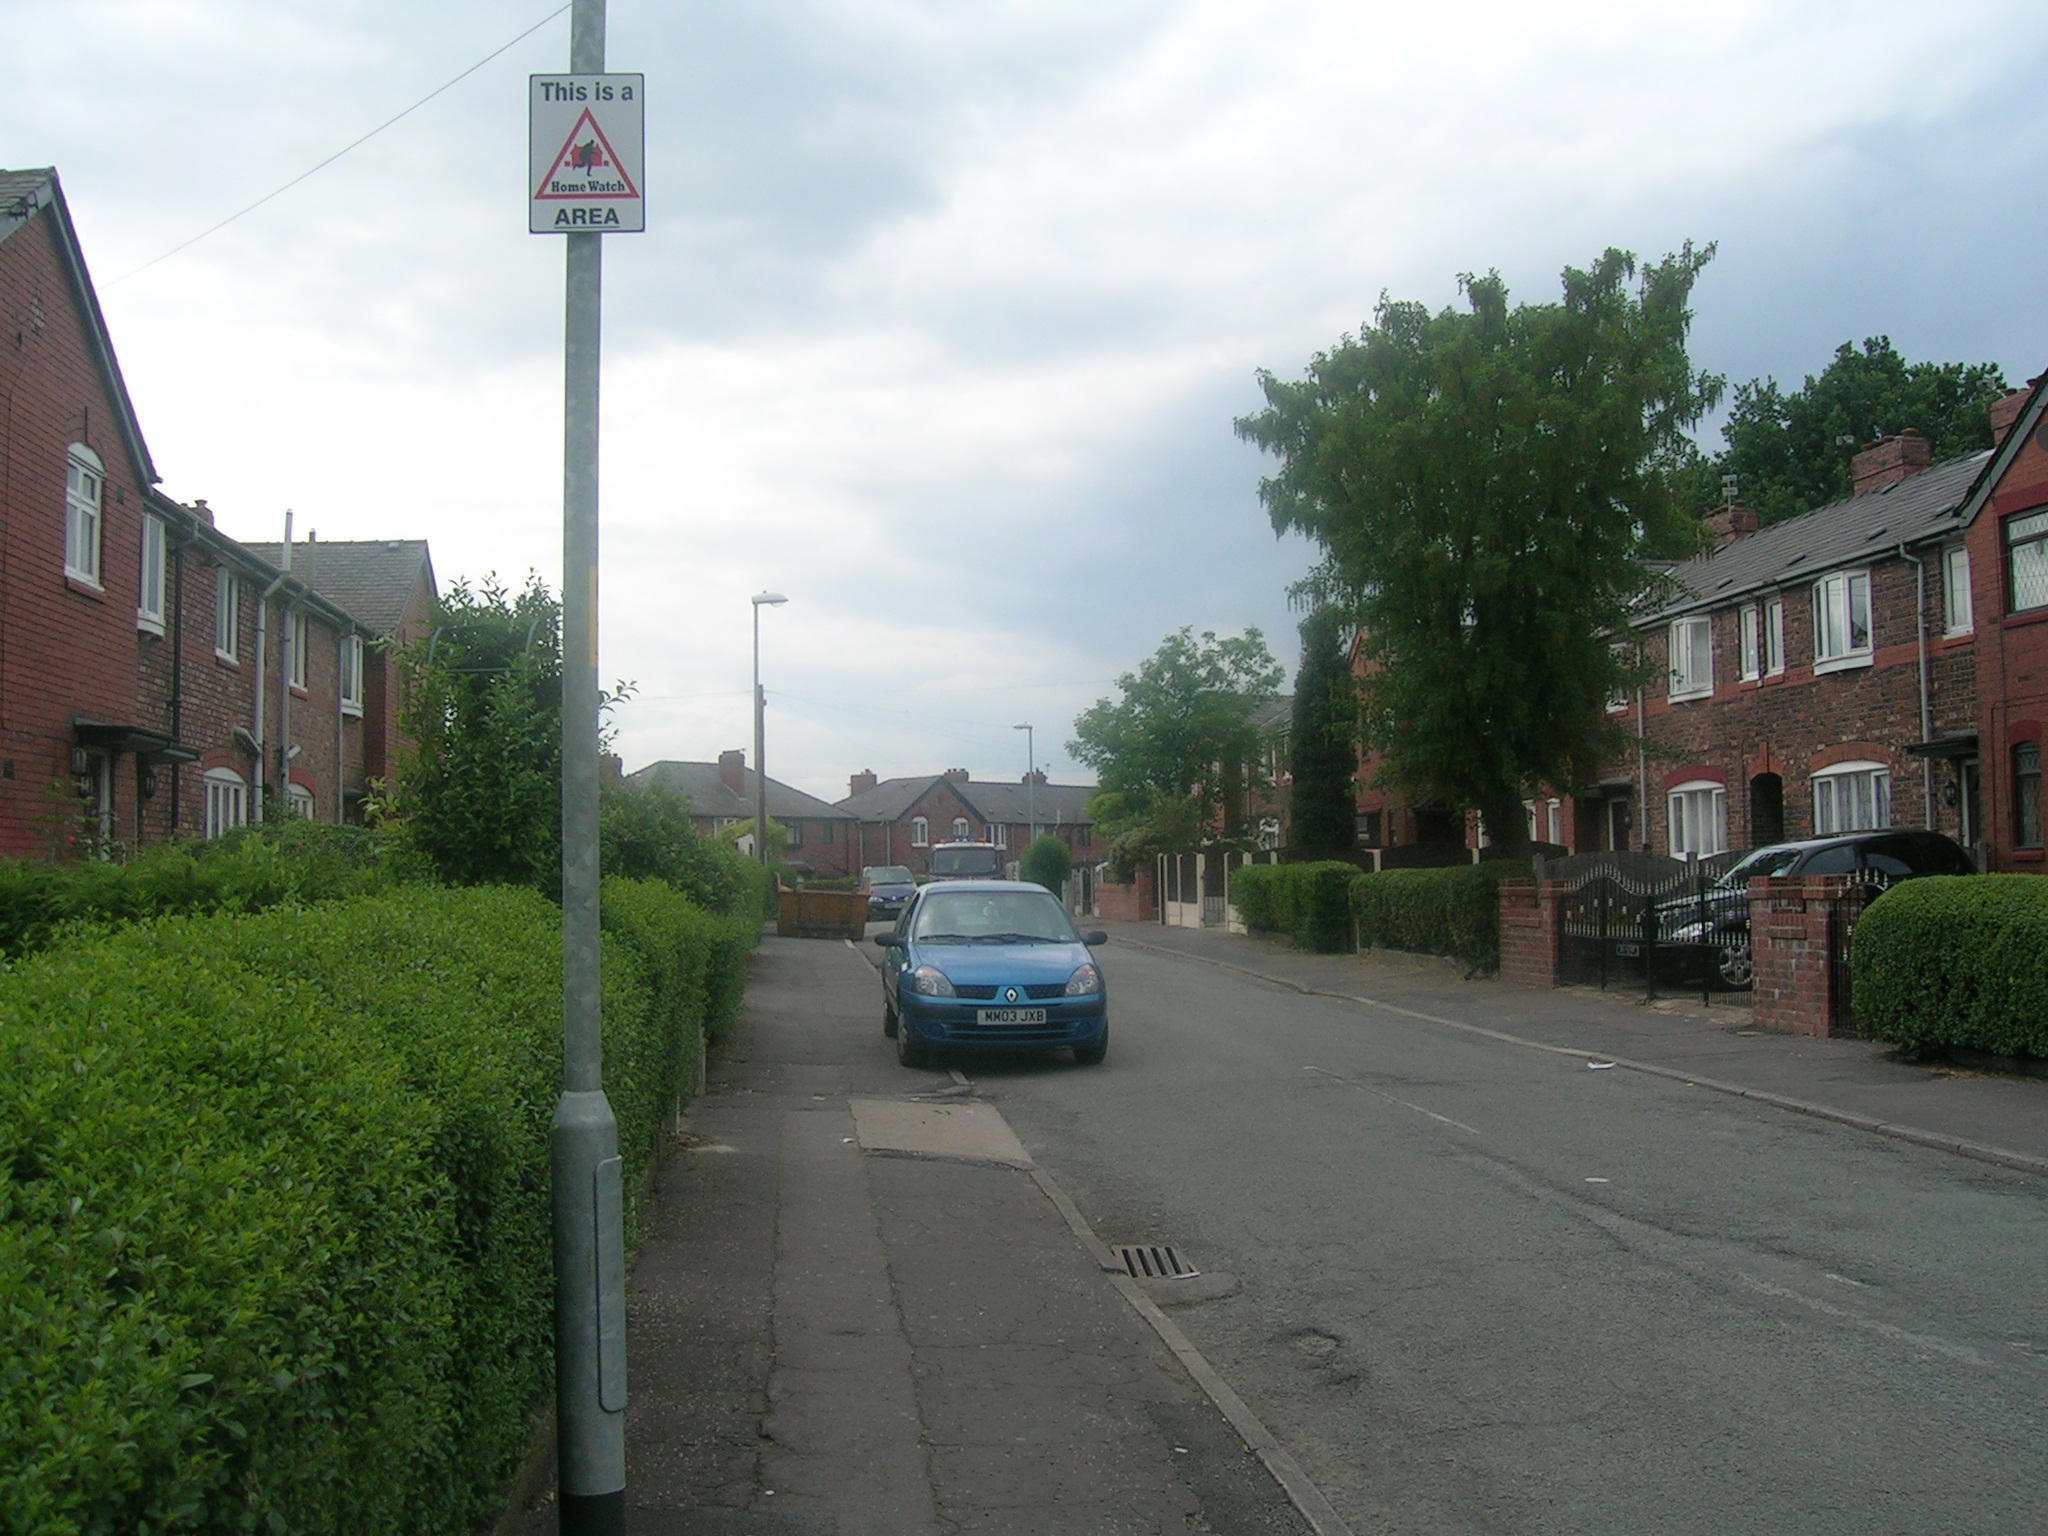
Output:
[{"xmin": 1004, "ymin": 987, "xmax": 1018, "ymax": 1003}]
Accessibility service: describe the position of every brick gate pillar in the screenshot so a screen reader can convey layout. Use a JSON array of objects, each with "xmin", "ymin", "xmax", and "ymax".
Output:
[
  {"xmin": 1748, "ymin": 874, "xmax": 1858, "ymax": 1036},
  {"xmin": 1496, "ymin": 878, "xmax": 1565, "ymax": 987}
]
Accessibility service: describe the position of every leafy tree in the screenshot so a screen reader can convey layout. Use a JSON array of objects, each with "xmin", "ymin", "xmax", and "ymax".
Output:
[
  {"xmin": 396, "ymin": 575, "xmax": 564, "ymax": 888},
  {"xmin": 598, "ymin": 778, "xmax": 762, "ymax": 914},
  {"xmin": 1087, "ymin": 792, "xmax": 1208, "ymax": 884},
  {"xmin": 1287, "ymin": 608, "xmax": 1358, "ymax": 850},
  {"xmin": 1018, "ymin": 835, "xmax": 1072, "ymax": 895},
  {"xmin": 1711, "ymin": 338, "xmax": 2007, "ymax": 524},
  {"xmin": 1236, "ymin": 245, "xmax": 1719, "ymax": 857},
  {"xmin": 1068, "ymin": 627, "xmax": 1284, "ymax": 838}
]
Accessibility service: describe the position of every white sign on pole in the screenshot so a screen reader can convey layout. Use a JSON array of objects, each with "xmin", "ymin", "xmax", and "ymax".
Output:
[{"xmin": 530, "ymin": 74, "xmax": 644, "ymax": 233}]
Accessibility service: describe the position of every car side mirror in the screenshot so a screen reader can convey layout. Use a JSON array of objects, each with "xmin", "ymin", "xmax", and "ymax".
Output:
[
  {"xmin": 1084, "ymin": 930, "xmax": 1108, "ymax": 946},
  {"xmin": 873, "ymin": 933, "xmax": 900, "ymax": 948}
]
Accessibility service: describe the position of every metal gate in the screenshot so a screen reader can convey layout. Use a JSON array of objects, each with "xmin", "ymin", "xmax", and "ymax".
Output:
[
  {"xmin": 1827, "ymin": 882, "xmax": 1881, "ymax": 1036},
  {"xmin": 1547, "ymin": 850, "xmax": 1750, "ymax": 1001}
]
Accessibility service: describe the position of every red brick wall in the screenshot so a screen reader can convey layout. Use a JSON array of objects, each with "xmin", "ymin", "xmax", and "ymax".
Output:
[
  {"xmin": 1747, "ymin": 874, "xmax": 1858, "ymax": 1037},
  {"xmin": 1965, "ymin": 418, "xmax": 2048, "ymax": 873},
  {"xmin": 1496, "ymin": 879, "xmax": 1561, "ymax": 987},
  {"xmin": 1096, "ymin": 866, "xmax": 1155, "ymax": 922}
]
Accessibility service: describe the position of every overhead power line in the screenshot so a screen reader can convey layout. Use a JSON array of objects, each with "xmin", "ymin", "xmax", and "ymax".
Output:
[{"xmin": 109, "ymin": 4, "xmax": 568, "ymax": 285}]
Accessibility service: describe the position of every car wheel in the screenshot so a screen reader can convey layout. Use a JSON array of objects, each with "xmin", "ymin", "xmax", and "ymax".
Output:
[
  {"xmin": 1717, "ymin": 941, "xmax": 1754, "ymax": 990},
  {"xmin": 895, "ymin": 1017, "xmax": 931, "ymax": 1069},
  {"xmin": 882, "ymin": 998, "xmax": 899, "ymax": 1038},
  {"xmin": 1072, "ymin": 1023, "xmax": 1108, "ymax": 1066}
]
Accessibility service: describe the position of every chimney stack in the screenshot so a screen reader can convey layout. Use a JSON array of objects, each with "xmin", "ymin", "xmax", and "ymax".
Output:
[
  {"xmin": 942, "ymin": 768, "xmax": 970, "ymax": 782},
  {"xmin": 718, "ymin": 749, "xmax": 747, "ymax": 795},
  {"xmin": 1990, "ymin": 386, "xmax": 2035, "ymax": 447},
  {"xmin": 1850, "ymin": 430, "xmax": 1932, "ymax": 496},
  {"xmin": 849, "ymin": 768, "xmax": 878, "ymax": 798},
  {"xmin": 1703, "ymin": 502, "xmax": 1759, "ymax": 550}
]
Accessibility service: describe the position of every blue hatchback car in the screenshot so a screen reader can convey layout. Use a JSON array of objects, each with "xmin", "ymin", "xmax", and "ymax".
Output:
[{"xmin": 875, "ymin": 881, "xmax": 1109, "ymax": 1067}]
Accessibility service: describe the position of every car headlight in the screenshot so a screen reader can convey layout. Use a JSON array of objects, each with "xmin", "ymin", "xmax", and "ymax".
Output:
[
  {"xmin": 1064, "ymin": 963, "xmax": 1102, "ymax": 996},
  {"xmin": 911, "ymin": 966, "xmax": 956, "ymax": 997}
]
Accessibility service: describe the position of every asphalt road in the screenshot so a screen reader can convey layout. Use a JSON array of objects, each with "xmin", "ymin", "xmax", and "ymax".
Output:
[{"xmin": 957, "ymin": 937, "xmax": 2048, "ymax": 1536}]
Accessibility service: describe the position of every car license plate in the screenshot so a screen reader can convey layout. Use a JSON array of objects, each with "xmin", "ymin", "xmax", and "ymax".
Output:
[
  {"xmin": 1612, "ymin": 941, "xmax": 1642, "ymax": 957},
  {"xmin": 976, "ymin": 1007, "xmax": 1047, "ymax": 1026}
]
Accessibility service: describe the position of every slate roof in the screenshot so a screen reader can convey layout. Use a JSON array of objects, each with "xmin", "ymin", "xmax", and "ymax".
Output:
[
  {"xmin": 837, "ymin": 774, "xmax": 1095, "ymax": 826},
  {"xmin": 243, "ymin": 540, "xmax": 434, "ymax": 636},
  {"xmin": 1955, "ymin": 376, "xmax": 2048, "ymax": 528},
  {"xmin": 1647, "ymin": 451, "xmax": 1992, "ymax": 623},
  {"xmin": 629, "ymin": 760, "xmax": 853, "ymax": 821}
]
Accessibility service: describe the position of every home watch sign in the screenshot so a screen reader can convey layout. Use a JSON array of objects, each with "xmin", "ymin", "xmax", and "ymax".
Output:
[{"xmin": 530, "ymin": 74, "xmax": 644, "ymax": 233}]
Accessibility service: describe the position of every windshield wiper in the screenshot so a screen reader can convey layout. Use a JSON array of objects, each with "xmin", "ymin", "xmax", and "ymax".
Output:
[
  {"xmin": 917, "ymin": 933, "xmax": 973, "ymax": 944},
  {"xmin": 972, "ymin": 932, "xmax": 1063, "ymax": 944}
]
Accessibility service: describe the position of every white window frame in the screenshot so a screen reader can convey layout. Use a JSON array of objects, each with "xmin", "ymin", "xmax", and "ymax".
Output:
[
  {"xmin": 1546, "ymin": 798, "xmax": 1564, "ymax": 846},
  {"xmin": 339, "ymin": 633, "xmax": 364, "ymax": 714},
  {"xmin": 1668, "ymin": 615, "xmax": 1713, "ymax": 701},
  {"xmin": 1812, "ymin": 570, "xmax": 1873, "ymax": 672},
  {"xmin": 64, "ymin": 444, "xmax": 104, "ymax": 586},
  {"xmin": 215, "ymin": 567, "xmax": 239, "ymax": 661},
  {"xmin": 1763, "ymin": 595, "xmax": 1785, "ymax": 676},
  {"xmin": 1942, "ymin": 545, "xmax": 1973, "ymax": 636},
  {"xmin": 1738, "ymin": 603, "xmax": 1761, "ymax": 681},
  {"xmin": 1811, "ymin": 761, "xmax": 1891, "ymax": 835},
  {"xmin": 288, "ymin": 609, "xmax": 309, "ymax": 691},
  {"xmin": 203, "ymin": 767, "xmax": 248, "ymax": 839},
  {"xmin": 284, "ymin": 783, "xmax": 315, "ymax": 820},
  {"xmin": 950, "ymin": 816, "xmax": 971, "ymax": 841},
  {"xmin": 2009, "ymin": 509, "xmax": 2048, "ymax": 615},
  {"xmin": 987, "ymin": 824, "xmax": 1006, "ymax": 849},
  {"xmin": 1667, "ymin": 780, "xmax": 1727, "ymax": 858},
  {"xmin": 137, "ymin": 514, "xmax": 166, "ymax": 633},
  {"xmin": 910, "ymin": 816, "xmax": 929, "ymax": 848}
]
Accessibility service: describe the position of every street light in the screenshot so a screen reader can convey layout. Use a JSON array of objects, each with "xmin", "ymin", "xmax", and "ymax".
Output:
[
  {"xmin": 1013, "ymin": 722, "xmax": 1035, "ymax": 843},
  {"xmin": 752, "ymin": 592, "xmax": 788, "ymax": 867}
]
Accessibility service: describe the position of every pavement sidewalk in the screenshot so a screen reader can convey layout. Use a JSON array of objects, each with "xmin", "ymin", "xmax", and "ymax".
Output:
[
  {"xmin": 500, "ymin": 934, "xmax": 1316, "ymax": 1536},
  {"xmin": 1103, "ymin": 919, "xmax": 2048, "ymax": 1176}
]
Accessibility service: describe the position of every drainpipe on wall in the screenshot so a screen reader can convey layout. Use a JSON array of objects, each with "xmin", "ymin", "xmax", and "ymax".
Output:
[
  {"xmin": 168, "ymin": 528, "xmax": 185, "ymax": 836},
  {"xmin": 251, "ymin": 513, "xmax": 292, "ymax": 822},
  {"xmin": 277, "ymin": 516, "xmax": 294, "ymax": 812},
  {"xmin": 1635, "ymin": 686, "xmax": 1650, "ymax": 848},
  {"xmin": 1898, "ymin": 543, "xmax": 1934, "ymax": 829}
]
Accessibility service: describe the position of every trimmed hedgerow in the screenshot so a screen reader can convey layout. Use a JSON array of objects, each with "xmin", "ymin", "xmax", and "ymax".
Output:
[
  {"xmin": 1350, "ymin": 863, "xmax": 1518, "ymax": 972},
  {"xmin": 0, "ymin": 877, "xmax": 750, "ymax": 1536},
  {"xmin": 1229, "ymin": 862, "xmax": 1357, "ymax": 952},
  {"xmin": 0, "ymin": 821, "xmax": 413, "ymax": 960},
  {"xmin": 1853, "ymin": 875, "xmax": 2048, "ymax": 1060}
]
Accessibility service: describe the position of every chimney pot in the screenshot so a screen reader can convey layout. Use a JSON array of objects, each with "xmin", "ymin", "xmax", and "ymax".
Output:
[
  {"xmin": 1850, "ymin": 429, "xmax": 1932, "ymax": 497},
  {"xmin": 943, "ymin": 768, "xmax": 970, "ymax": 782},
  {"xmin": 1703, "ymin": 503, "xmax": 1758, "ymax": 550}
]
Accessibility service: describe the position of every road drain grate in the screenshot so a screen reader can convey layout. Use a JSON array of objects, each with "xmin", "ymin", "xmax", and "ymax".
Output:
[{"xmin": 1115, "ymin": 1244, "xmax": 1199, "ymax": 1280}]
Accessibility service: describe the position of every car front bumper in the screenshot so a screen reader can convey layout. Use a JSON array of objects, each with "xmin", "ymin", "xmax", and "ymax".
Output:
[{"xmin": 899, "ymin": 993, "xmax": 1106, "ymax": 1050}]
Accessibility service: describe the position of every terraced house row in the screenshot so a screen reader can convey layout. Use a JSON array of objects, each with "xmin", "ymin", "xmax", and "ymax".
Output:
[{"xmin": 1, "ymin": 167, "xmax": 434, "ymax": 860}]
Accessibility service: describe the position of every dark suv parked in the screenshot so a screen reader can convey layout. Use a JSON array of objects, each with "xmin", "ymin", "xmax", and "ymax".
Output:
[{"xmin": 1661, "ymin": 829, "xmax": 1977, "ymax": 987}]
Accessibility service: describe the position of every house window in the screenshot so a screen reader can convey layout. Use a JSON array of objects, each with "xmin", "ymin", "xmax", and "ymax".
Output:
[
  {"xmin": 1942, "ymin": 545, "xmax": 1973, "ymax": 636},
  {"xmin": 1667, "ymin": 780, "xmax": 1726, "ymax": 857},
  {"xmin": 288, "ymin": 610, "xmax": 309, "ymax": 690},
  {"xmin": 339, "ymin": 634, "xmax": 363, "ymax": 713},
  {"xmin": 1739, "ymin": 604, "xmax": 1762, "ymax": 681},
  {"xmin": 2016, "ymin": 743, "xmax": 2043, "ymax": 850},
  {"xmin": 1547, "ymin": 799, "xmax": 1564, "ymax": 845},
  {"xmin": 1812, "ymin": 761, "xmax": 1890, "ymax": 835},
  {"xmin": 911, "ymin": 817, "xmax": 929, "ymax": 847},
  {"xmin": 1763, "ymin": 596, "xmax": 1785, "ymax": 675},
  {"xmin": 951, "ymin": 816, "xmax": 970, "ymax": 841},
  {"xmin": 64, "ymin": 444, "xmax": 104, "ymax": 585},
  {"xmin": 2007, "ymin": 509, "xmax": 2048, "ymax": 614},
  {"xmin": 786, "ymin": 819, "xmax": 803, "ymax": 847},
  {"xmin": 1812, "ymin": 570, "xmax": 1873, "ymax": 670},
  {"xmin": 285, "ymin": 783, "xmax": 315, "ymax": 820},
  {"xmin": 215, "ymin": 568, "xmax": 239, "ymax": 660},
  {"xmin": 987, "ymin": 824, "xmax": 1006, "ymax": 849},
  {"xmin": 203, "ymin": 768, "xmax": 248, "ymax": 839},
  {"xmin": 1668, "ymin": 616, "xmax": 1712, "ymax": 700},
  {"xmin": 137, "ymin": 514, "xmax": 166, "ymax": 632}
]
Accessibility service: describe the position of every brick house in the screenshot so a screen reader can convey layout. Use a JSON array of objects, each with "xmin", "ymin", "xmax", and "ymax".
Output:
[
  {"xmin": 1, "ymin": 166, "xmax": 419, "ymax": 856},
  {"xmin": 1949, "ymin": 378, "xmax": 2048, "ymax": 872},
  {"xmin": 839, "ymin": 769, "xmax": 1096, "ymax": 877},
  {"xmin": 629, "ymin": 750, "xmax": 857, "ymax": 877}
]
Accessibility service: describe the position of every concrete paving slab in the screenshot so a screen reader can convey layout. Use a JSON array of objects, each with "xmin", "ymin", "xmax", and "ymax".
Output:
[{"xmin": 849, "ymin": 1097, "xmax": 1034, "ymax": 1169}]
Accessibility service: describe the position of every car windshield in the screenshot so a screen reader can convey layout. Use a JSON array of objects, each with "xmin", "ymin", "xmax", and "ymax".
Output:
[
  {"xmin": 911, "ymin": 890, "xmax": 1078, "ymax": 944},
  {"xmin": 1716, "ymin": 845, "xmax": 1806, "ymax": 886},
  {"xmin": 930, "ymin": 846, "xmax": 1001, "ymax": 877},
  {"xmin": 866, "ymin": 867, "xmax": 914, "ymax": 885}
]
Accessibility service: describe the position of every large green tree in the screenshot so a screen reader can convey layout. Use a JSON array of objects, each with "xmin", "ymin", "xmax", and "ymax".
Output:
[
  {"xmin": 1711, "ymin": 338, "xmax": 2007, "ymax": 524},
  {"xmin": 1287, "ymin": 607, "xmax": 1358, "ymax": 850},
  {"xmin": 1236, "ymin": 245, "xmax": 1719, "ymax": 857},
  {"xmin": 1068, "ymin": 627, "xmax": 1283, "ymax": 838}
]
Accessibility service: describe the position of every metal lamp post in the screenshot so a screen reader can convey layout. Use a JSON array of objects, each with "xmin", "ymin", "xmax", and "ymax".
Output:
[
  {"xmin": 752, "ymin": 592, "xmax": 787, "ymax": 864},
  {"xmin": 1013, "ymin": 722, "xmax": 1035, "ymax": 842}
]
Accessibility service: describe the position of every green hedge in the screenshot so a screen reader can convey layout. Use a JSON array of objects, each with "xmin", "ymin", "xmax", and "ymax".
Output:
[
  {"xmin": 1350, "ymin": 863, "xmax": 1516, "ymax": 972},
  {"xmin": 0, "ymin": 877, "xmax": 752, "ymax": 1535},
  {"xmin": 1853, "ymin": 875, "xmax": 2048, "ymax": 1059},
  {"xmin": 1229, "ymin": 862, "xmax": 1356, "ymax": 952}
]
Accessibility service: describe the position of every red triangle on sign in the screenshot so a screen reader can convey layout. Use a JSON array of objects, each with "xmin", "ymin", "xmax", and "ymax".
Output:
[{"xmin": 534, "ymin": 108, "xmax": 640, "ymax": 202}]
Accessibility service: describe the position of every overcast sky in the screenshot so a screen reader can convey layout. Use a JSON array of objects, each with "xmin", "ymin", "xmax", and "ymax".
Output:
[{"xmin": 9, "ymin": 0, "xmax": 2048, "ymax": 802}]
